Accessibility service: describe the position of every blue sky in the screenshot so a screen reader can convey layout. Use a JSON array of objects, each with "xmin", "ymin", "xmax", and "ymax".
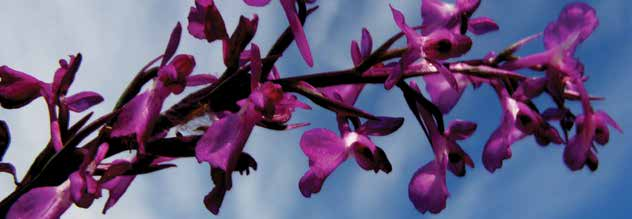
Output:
[{"xmin": 0, "ymin": 0, "xmax": 630, "ymax": 218}]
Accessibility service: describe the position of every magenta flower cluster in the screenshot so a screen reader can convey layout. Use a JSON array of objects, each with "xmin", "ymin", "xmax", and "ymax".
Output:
[{"xmin": 0, "ymin": 0, "xmax": 620, "ymax": 218}]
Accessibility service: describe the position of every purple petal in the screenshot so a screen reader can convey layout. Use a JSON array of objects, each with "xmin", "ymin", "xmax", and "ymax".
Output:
[
  {"xmin": 350, "ymin": 40, "xmax": 362, "ymax": 66},
  {"xmin": 204, "ymin": 185, "xmax": 226, "ymax": 215},
  {"xmin": 513, "ymin": 77, "xmax": 547, "ymax": 101},
  {"xmin": 384, "ymin": 65, "xmax": 403, "ymax": 90},
  {"xmin": 501, "ymin": 51, "xmax": 553, "ymax": 71},
  {"xmin": 544, "ymin": 2, "xmax": 598, "ymax": 51},
  {"xmin": 8, "ymin": 184, "xmax": 72, "ymax": 219},
  {"xmin": 0, "ymin": 66, "xmax": 43, "ymax": 109},
  {"xmin": 243, "ymin": 0, "xmax": 271, "ymax": 7},
  {"xmin": 595, "ymin": 111, "xmax": 622, "ymax": 133},
  {"xmin": 360, "ymin": 28, "xmax": 373, "ymax": 58},
  {"xmin": 446, "ymin": 120, "xmax": 477, "ymax": 140},
  {"xmin": 357, "ymin": 117, "xmax": 404, "ymax": 136},
  {"xmin": 421, "ymin": 0, "xmax": 457, "ymax": 34},
  {"xmin": 110, "ymin": 92, "xmax": 150, "ymax": 137},
  {"xmin": 99, "ymin": 159, "xmax": 133, "ymax": 183},
  {"xmin": 281, "ymin": 0, "xmax": 314, "ymax": 67},
  {"xmin": 541, "ymin": 108, "xmax": 565, "ymax": 121},
  {"xmin": 300, "ymin": 128, "xmax": 346, "ymax": 164},
  {"xmin": 101, "ymin": 175, "xmax": 135, "ymax": 214},
  {"xmin": 423, "ymin": 73, "xmax": 468, "ymax": 114},
  {"xmin": 111, "ymin": 90, "xmax": 168, "ymax": 153},
  {"xmin": 298, "ymin": 128, "xmax": 347, "ymax": 197},
  {"xmin": 159, "ymin": 54, "xmax": 196, "ymax": 94},
  {"xmin": 482, "ymin": 97, "xmax": 526, "ymax": 173},
  {"xmin": 52, "ymin": 55, "xmax": 81, "ymax": 97},
  {"xmin": 223, "ymin": 14, "xmax": 259, "ymax": 67},
  {"xmin": 64, "ymin": 91, "xmax": 104, "ymax": 113},
  {"xmin": 270, "ymin": 93, "xmax": 311, "ymax": 123},
  {"xmin": 249, "ymin": 43, "xmax": 262, "ymax": 91},
  {"xmin": 186, "ymin": 74, "xmax": 218, "ymax": 86},
  {"xmin": 195, "ymin": 110, "xmax": 257, "ymax": 172},
  {"xmin": 563, "ymin": 125, "xmax": 593, "ymax": 171},
  {"xmin": 322, "ymin": 84, "xmax": 365, "ymax": 106},
  {"xmin": 187, "ymin": 0, "xmax": 229, "ymax": 42},
  {"xmin": 0, "ymin": 120, "xmax": 10, "ymax": 160},
  {"xmin": 390, "ymin": 5, "xmax": 418, "ymax": 43},
  {"xmin": 408, "ymin": 160, "xmax": 449, "ymax": 214},
  {"xmin": 467, "ymin": 16, "xmax": 499, "ymax": 35},
  {"xmin": 161, "ymin": 22, "xmax": 182, "ymax": 67}
]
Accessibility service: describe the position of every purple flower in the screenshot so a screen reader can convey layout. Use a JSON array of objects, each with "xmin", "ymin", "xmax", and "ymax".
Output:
[
  {"xmin": 401, "ymin": 81, "xmax": 476, "ymax": 214},
  {"xmin": 299, "ymin": 116, "xmax": 400, "ymax": 197},
  {"xmin": 243, "ymin": 0, "xmax": 315, "ymax": 66},
  {"xmin": 502, "ymin": 3, "xmax": 598, "ymax": 103},
  {"xmin": 482, "ymin": 83, "xmax": 526, "ymax": 172},
  {"xmin": 110, "ymin": 54, "xmax": 196, "ymax": 152},
  {"xmin": 195, "ymin": 81, "xmax": 308, "ymax": 214},
  {"xmin": 69, "ymin": 143, "xmax": 110, "ymax": 208},
  {"xmin": 407, "ymin": 119, "xmax": 475, "ymax": 214},
  {"xmin": 564, "ymin": 111, "xmax": 621, "ymax": 171},
  {"xmin": 187, "ymin": 0, "xmax": 229, "ymax": 43},
  {"xmin": 481, "ymin": 82, "xmax": 562, "ymax": 172},
  {"xmin": 407, "ymin": 117, "xmax": 475, "ymax": 213},
  {"xmin": 388, "ymin": 5, "xmax": 471, "ymax": 90},
  {"xmin": 52, "ymin": 54, "xmax": 81, "ymax": 99},
  {"xmin": 111, "ymin": 23, "xmax": 197, "ymax": 153}
]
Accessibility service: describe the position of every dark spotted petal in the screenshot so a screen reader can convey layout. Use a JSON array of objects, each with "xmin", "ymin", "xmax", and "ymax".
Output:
[
  {"xmin": 515, "ymin": 103, "xmax": 542, "ymax": 135},
  {"xmin": 235, "ymin": 152, "xmax": 258, "ymax": 175}
]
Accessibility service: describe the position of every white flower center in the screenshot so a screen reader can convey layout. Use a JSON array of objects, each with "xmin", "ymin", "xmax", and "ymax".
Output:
[{"xmin": 343, "ymin": 132, "xmax": 360, "ymax": 148}]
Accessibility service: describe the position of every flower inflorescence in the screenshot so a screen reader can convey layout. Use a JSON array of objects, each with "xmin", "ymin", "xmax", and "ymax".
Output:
[{"xmin": 0, "ymin": 0, "xmax": 621, "ymax": 218}]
